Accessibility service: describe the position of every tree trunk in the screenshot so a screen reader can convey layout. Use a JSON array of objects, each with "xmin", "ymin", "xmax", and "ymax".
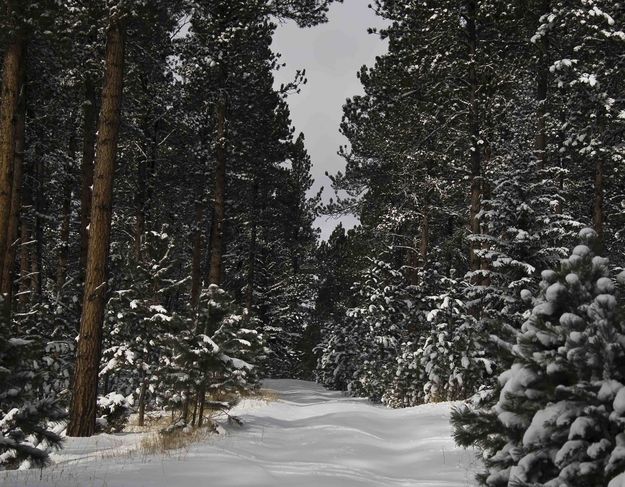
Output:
[
  {"xmin": 0, "ymin": 36, "xmax": 25, "ymax": 298},
  {"xmin": 182, "ymin": 392, "xmax": 190, "ymax": 423},
  {"xmin": 18, "ymin": 161, "xmax": 32, "ymax": 307},
  {"xmin": 80, "ymin": 76, "xmax": 98, "ymax": 271},
  {"xmin": 191, "ymin": 391, "xmax": 198, "ymax": 427},
  {"xmin": 466, "ymin": 0, "xmax": 482, "ymax": 273},
  {"xmin": 245, "ymin": 217, "xmax": 257, "ymax": 312},
  {"xmin": 30, "ymin": 156, "xmax": 44, "ymax": 301},
  {"xmin": 197, "ymin": 384, "xmax": 206, "ymax": 427},
  {"xmin": 133, "ymin": 152, "xmax": 147, "ymax": 261},
  {"xmin": 68, "ymin": 21, "xmax": 126, "ymax": 438},
  {"xmin": 593, "ymin": 158, "xmax": 604, "ymax": 248},
  {"xmin": 190, "ymin": 202, "xmax": 204, "ymax": 309},
  {"xmin": 0, "ymin": 84, "xmax": 25, "ymax": 309},
  {"xmin": 56, "ymin": 179, "xmax": 72, "ymax": 292},
  {"xmin": 137, "ymin": 379, "xmax": 147, "ymax": 427},
  {"xmin": 245, "ymin": 182, "xmax": 259, "ymax": 311},
  {"xmin": 534, "ymin": 67, "xmax": 548, "ymax": 167},
  {"xmin": 207, "ymin": 96, "xmax": 227, "ymax": 286},
  {"xmin": 56, "ymin": 133, "xmax": 77, "ymax": 292},
  {"xmin": 534, "ymin": 0, "xmax": 550, "ymax": 167}
]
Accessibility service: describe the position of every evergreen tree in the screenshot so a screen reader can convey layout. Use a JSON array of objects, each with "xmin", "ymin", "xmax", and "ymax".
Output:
[
  {"xmin": 0, "ymin": 298, "xmax": 65, "ymax": 468},
  {"xmin": 453, "ymin": 228, "xmax": 625, "ymax": 486}
]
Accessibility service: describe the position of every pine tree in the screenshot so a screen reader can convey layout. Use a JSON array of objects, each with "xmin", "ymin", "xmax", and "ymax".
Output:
[
  {"xmin": 453, "ymin": 228, "xmax": 625, "ymax": 486},
  {"xmin": 0, "ymin": 298, "xmax": 65, "ymax": 468}
]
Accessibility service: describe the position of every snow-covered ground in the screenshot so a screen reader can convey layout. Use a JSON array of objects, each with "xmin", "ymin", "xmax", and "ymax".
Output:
[{"xmin": 1, "ymin": 379, "xmax": 478, "ymax": 486}]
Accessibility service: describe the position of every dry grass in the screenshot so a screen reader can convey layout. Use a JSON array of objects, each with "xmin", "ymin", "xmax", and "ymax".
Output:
[
  {"xmin": 111, "ymin": 387, "xmax": 279, "ymax": 459},
  {"xmin": 254, "ymin": 388, "xmax": 279, "ymax": 403},
  {"xmin": 138, "ymin": 426, "xmax": 215, "ymax": 455}
]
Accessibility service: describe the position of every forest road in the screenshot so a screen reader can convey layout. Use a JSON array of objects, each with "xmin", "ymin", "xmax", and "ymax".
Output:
[{"xmin": 1, "ymin": 379, "xmax": 477, "ymax": 487}]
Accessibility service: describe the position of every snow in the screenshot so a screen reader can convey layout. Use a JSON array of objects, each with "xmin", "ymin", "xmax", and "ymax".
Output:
[
  {"xmin": 610, "ymin": 473, "xmax": 625, "ymax": 487},
  {"xmin": 613, "ymin": 387, "xmax": 625, "ymax": 416},
  {"xmin": 596, "ymin": 277, "xmax": 615, "ymax": 294},
  {"xmin": 1, "ymin": 379, "xmax": 477, "ymax": 487}
]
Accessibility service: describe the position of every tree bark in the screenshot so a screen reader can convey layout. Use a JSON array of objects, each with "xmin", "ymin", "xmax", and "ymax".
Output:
[
  {"xmin": 68, "ymin": 21, "xmax": 126, "ymax": 438},
  {"xmin": 207, "ymin": 95, "xmax": 227, "ymax": 286},
  {"xmin": 80, "ymin": 76, "xmax": 98, "ymax": 271},
  {"xmin": 190, "ymin": 202, "xmax": 204, "ymax": 309},
  {"xmin": 0, "ymin": 34, "xmax": 25, "ymax": 299},
  {"xmin": 197, "ymin": 388, "xmax": 206, "ymax": 427},
  {"xmin": 0, "ymin": 83, "xmax": 25, "ymax": 309}
]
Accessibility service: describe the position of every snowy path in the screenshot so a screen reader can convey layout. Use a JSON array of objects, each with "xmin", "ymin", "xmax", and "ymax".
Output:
[{"xmin": 1, "ymin": 379, "xmax": 478, "ymax": 487}]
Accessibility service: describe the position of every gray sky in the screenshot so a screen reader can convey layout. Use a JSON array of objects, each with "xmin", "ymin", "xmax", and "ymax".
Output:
[{"xmin": 272, "ymin": 1, "xmax": 388, "ymax": 240}]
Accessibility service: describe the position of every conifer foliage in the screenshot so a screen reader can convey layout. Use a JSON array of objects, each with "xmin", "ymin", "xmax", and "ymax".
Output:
[
  {"xmin": 0, "ymin": 0, "xmax": 338, "ymax": 467},
  {"xmin": 1, "ymin": 0, "xmax": 625, "ymax": 482},
  {"xmin": 452, "ymin": 229, "xmax": 625, "ymax": 486}
]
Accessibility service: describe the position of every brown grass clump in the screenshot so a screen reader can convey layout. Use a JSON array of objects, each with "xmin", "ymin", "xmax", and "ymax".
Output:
[
  {"xmin": 254, "ymin": 388, "xmax": 279, "ymax": 403},
  {"xmin": 139, "ymin": 426, "xmax": 215, "ymax": 455}
]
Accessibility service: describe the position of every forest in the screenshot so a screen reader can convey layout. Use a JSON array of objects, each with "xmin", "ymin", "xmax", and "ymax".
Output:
[{"xmin": 1, "ymin": 1, "xmax": 625, "ymax": 486}]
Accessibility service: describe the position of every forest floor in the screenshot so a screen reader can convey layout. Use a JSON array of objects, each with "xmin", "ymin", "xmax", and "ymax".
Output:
[{"xmin": 1, "ymin": 380, "xmax": 478, "ymax": 487}]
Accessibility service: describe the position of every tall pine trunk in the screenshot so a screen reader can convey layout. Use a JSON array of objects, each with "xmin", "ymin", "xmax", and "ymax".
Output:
[
  {"xmin": 0, "ymin": 84, "xmax": 25, "ymax": 307},
  {"xmin": 80, "ymin": 76, "xmax": 98, "ymax": 271},
  {"xmin": 68, "ymin": 21, "xmax": 126, "ymax": 438},
  {"xmin": 56, "ymin": 154, "xmax": 74, "ymax": 292},
  {"xmin": 207, "ymin": 95, "xmax": 227, "ymax": 286},
  {"xmin": 0, "ymin": 34, "xmax": 25, "ymax": 304}
]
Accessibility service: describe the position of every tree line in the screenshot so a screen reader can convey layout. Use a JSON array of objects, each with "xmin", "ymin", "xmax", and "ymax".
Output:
[
  {"xmin": 0, "ymin": 0, "xmax": 339, "ymax": 467},
  {"xmin": 315, "ymin": 1, "xmax": 625, "ymax": 485}
]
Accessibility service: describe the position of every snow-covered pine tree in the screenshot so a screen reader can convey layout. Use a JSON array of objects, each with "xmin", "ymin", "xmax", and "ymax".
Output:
[
  {"xmin": 385, "ymin": 269, "xmax": 492, "ymax": 407},
  {"xmin": 453, "ymin": 228, "xmax": 625, "ymax": 486},
  {"xmin": 470, "ymin": 156, "xmax": 580, "ymax": 371},
  {"xmin": 317, "ymin": 257, "xmax": 440, "ymax": 403},
  {"xmin": 542, "ymin": 1, "xmax": 625, "ymax": 256},
  {"xmin": 101, "ymin": 227, "xmax": 184, "ymax": 427},
  {"xmin": 0, "ymin": 298, "xmax": 65, "ymax": 469},
  {"xmin": 161, "ymin": 285, "xmax": 264, "ymax": 426}
]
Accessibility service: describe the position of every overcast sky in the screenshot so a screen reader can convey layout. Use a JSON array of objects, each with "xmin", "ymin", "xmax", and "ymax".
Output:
[{"xmin": 272, "ymin": 1, "xmax": 388, "ymax": 240}]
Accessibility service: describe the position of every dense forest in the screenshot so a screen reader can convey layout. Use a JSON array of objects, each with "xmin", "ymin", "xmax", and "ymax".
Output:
[{"xmin": 1, "ymin": 1, "xmax": 625, "ymax": 486}]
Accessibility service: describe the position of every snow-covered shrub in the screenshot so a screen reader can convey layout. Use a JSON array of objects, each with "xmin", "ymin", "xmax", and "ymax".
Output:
[
  {"xmin": 160, "ymin": 285, "xmax": 265, "ymax": 422},
  {"xmin": 384, "ymin": 272, "xmax": 492, "ymax": 407},
  {"xmin": 419, "ymin": 289, "xmax": 492, "ymax": 402},
  {"xmin": 468, "ymin": 156, "xmax": 579, "ymax": 379},
  {"xmin": 453, "ymin": 228, "xmax": 625, "ymax": 486},
  {"xmin": 96, "ymin": 392, "xmax": 134, "ymax": 433},
  {"xmin": 317, "ymin": 260, "xmax": 412, "ymax": 401},
  {"xmin": 0, "ymin": 302, "xmax": 65, "ymax": 469}
]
